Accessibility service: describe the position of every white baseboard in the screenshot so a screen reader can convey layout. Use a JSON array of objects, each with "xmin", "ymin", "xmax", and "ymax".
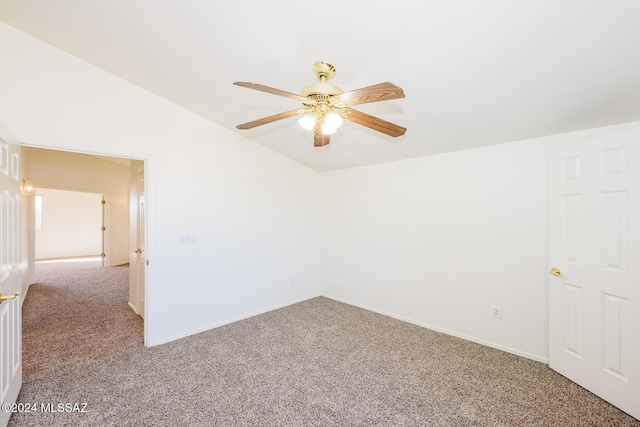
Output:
[
  {"xmin": 20, "ymin": 283, "xmax": 31, "ymax": 308},
  {"xmin": 128, "ymin": 301, "xmax": 139, "ymax": 315},
  {"xmin": 321, "ymin": 293, "xmax": 549, "ymax": 364},
  {"xmin": 147, "ymin": 292, "xmax": 549, "ymax": 364},
  {"xmin": 148, "ymin": 293, "xmax": 322, "ymax": 347}
]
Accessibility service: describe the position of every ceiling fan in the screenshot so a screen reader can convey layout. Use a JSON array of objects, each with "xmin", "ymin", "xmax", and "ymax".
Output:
[{"xmin": 234, "ymin": 61, "xmax": 406, "ymax": 147}]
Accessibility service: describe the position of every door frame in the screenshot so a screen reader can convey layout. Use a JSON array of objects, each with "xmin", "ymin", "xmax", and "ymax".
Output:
[{"xmin": 129, "ymin": 164, "xmax": 146, "ymax": 318}]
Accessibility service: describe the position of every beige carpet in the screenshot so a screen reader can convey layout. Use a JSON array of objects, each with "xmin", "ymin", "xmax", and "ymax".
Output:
[{"xmin": 9, "ymin": 261, "xmax": 639, "ymax": 426}]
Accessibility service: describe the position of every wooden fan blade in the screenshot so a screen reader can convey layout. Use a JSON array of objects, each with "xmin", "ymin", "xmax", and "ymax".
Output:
[
  {"xmin": 234, "ymin": 82, "xmax": 312, "ymax": 104},
  {"xmin": 345, "ymin": 108, "xmax": 406, "ymax": 137},
  {"xmin": 335, "ymin": 82, "xmax": 405, "ymax": 106},
  {"xmin": 236, "ymin": 109, "xmax": 306, "ymax": 130},
  {"xmin": 314, "ymin": 120, "xmax": 330, "ymax": 147}
]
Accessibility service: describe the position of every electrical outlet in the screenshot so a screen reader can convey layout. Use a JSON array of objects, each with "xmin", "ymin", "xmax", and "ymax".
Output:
[{"xmin": 492, "ymin": 305, "xmax": 503, "ymax": 319}]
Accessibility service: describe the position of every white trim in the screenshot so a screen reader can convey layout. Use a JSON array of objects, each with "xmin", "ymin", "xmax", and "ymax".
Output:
[
  {"xmin": 321, "ymin": 293, "xmax": 549, "ymax": 364},
  {"xmin": 148, "ymin": 294, "xmax": 322, "ymax": 347},
  {"xmin": 20, "ymin": 283, "xmax": 30, "ymax": 307},
  {"xmin": 149, "ymin": 291, "xmax": 549, "ymax": 364},
  {"xmin": 128, "ymin": 301, "xmax": 139, "ymax": 315}
]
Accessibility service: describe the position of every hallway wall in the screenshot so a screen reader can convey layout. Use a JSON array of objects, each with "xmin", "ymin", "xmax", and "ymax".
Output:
[
  {"xmin": 35, "ymin": 188, "xmax": 103, "ymax": 260},
  {"xmin": 25, "ymin": 147, "xmax": 132, "ymax": 266}
]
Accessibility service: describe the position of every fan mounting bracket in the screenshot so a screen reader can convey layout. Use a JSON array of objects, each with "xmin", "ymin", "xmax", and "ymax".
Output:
[
  {"xmin": 301, "ymin": 62, "xmax": 342, "ymax": 97},
  {"xmin": 313, "ymin": 61, "xmax": 336, "ymax": 82}
]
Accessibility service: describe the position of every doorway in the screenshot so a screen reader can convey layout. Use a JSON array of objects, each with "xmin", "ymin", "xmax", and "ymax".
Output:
[{"xmin": 23, "ymin": 146, "xmax": 146, "ymax": 329}]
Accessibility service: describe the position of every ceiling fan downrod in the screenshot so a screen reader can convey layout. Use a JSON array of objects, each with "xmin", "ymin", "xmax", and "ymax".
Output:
[{"xmin": 301, "ymin": 61, "xmax": 343, "ymax": 98}]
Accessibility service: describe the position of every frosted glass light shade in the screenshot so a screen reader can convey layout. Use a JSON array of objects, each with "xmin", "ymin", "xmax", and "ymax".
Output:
[
  {"xmin": 322, "ymin": 124, "xmax": 338, "ymax": 135},
  {"xmin": 325, "ymin": 112, "xmax": 343, "ymax": 129},
  {"xmin": 298, "ymin": 114, "xmax": 316, "ymax": 131}
]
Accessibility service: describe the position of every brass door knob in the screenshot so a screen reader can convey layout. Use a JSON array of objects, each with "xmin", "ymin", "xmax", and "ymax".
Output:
[
  {"xmin": 549, "ymin": 268, "xmax": 561, "ymax": 277},
  {"xmin": 135, "ymin": 248, "xmax": 143, "ymax": 254},
  {"xmin": 0, "ymin": 292, "xmax": 19, "ymax": 304}
]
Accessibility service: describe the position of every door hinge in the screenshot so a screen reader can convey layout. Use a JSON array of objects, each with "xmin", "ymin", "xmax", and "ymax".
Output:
[{"xmin": 101, "ymin": 253, "xmax": 106, "ymax": 257}]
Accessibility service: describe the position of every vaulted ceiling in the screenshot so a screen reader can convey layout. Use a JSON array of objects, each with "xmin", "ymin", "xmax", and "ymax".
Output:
[{"xmin": 1, "ymin": 1, "xmax": 639, "ymax": 171}]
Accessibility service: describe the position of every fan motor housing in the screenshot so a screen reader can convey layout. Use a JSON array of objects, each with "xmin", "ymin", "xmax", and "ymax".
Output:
[{"xmin": 301, "ymin": 83, "xmax": 343, "ymax": 97}]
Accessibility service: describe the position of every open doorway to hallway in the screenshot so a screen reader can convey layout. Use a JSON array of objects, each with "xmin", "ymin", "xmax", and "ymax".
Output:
[{"xmin": 23, "ymin": 146, "xmax": 146, "ymax": 322}]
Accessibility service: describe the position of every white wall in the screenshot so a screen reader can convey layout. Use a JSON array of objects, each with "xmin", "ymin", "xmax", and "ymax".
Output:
[
  {"xmin": 321, "ymin": 139, "xmax": 550, "ymax": 361},
  {"xmin": 322, "ymin": 122, "xmax": 639, "ymax": 362},
  {"xmin": 35, "ymin": 188, "xmax": 103, "ymax": 260},
  {"xmin": 24, "ymin": 147, "xmax": 131, "ymax": 265},
  {"xmin": 0, "ymin": 22, "xmax": 323, "ymax": 346},
  {"xmin": 3, "ymin": 20, "xmax": 637, "ymax": 360}
]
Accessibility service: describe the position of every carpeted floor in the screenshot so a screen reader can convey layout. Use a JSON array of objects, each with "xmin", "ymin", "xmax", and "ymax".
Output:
[{"xmin": 9, "ymin": 261, "xmax": 640, "ymax": 426}]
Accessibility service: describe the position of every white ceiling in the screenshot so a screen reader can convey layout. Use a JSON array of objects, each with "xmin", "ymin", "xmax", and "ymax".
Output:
[{"xmin": 1, "ymin": 0, "xmax": 639, "ymax": 171}]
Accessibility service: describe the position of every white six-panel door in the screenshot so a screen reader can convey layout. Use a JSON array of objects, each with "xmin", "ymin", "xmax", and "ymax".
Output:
[
  {"xmin": 549, "ymin": 127, "xmax": 639, "ymax": 420},
  {"xmin": 0, "ymin": 136, "xmax": 22, "ymax": 427}
]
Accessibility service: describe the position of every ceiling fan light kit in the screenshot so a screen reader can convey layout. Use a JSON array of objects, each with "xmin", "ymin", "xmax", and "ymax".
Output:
[
  {"xmin": 234, "ymin": 61, "xmax": 406, "ymax": 147},
  {"xmin": 298, "ymin": 111, "xmax": 343, "ymax": 133},
  {"xmin": 298, "ymin": 114, "xmax": 317, "ymax": 131}
]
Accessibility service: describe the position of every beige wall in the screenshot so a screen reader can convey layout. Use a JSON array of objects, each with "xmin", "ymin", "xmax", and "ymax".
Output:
[
  {"xmin": 35, "ymin": 188, "xmax": 103, "ymax": 260},
  {"xmin": 24, "ymin": 147, "xmax": 132, "ymax": 266}
]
